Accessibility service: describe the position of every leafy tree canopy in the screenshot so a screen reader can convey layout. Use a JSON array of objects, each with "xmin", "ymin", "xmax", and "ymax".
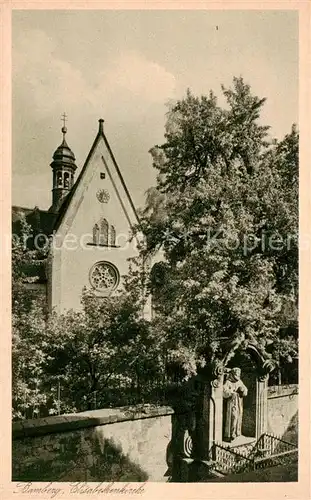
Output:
[{"xmin": 138, "ymin": 77, "xmax": 298, "ymax": 378}]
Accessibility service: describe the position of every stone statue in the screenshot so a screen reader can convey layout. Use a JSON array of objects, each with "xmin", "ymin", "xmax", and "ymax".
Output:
[{"xmin": 223, "ymin": 367, "xmax": 248, "ymax": 442}]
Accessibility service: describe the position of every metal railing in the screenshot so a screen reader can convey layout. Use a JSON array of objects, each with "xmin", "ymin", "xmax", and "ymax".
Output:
[
  {"xmin": 211, "ymin": 433, "xmax": 298, "ymax": 476},
  {"xmin": 250, "ymin": 433, "xmax": 296, "ymax": 459},
  {"xmin": 251, "ymin": 433, "xmax": 297, "ymax": 470},
  {"xmin": 212, "ymin": 443, "xmax": 253, "ymax": 475}
]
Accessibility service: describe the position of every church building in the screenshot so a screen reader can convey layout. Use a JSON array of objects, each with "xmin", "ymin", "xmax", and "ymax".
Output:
[{"xmin": 12, "ymin": 118, "xmax": 143, "ymax": 313}]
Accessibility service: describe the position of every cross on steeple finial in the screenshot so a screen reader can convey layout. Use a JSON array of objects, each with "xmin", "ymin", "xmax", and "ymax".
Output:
[
  {"xmin": 61, "ymin": 112, "xmax": 67, "ymax": 138},
  {"xmin": 61, "ymin": 112, "xmax": 67, "ymax": 128}
]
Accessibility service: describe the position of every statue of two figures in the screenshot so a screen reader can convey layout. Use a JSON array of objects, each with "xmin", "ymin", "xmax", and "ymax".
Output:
[{"xmin": 223, "ymin": 367, "xmax": 248, "ymax": 442}]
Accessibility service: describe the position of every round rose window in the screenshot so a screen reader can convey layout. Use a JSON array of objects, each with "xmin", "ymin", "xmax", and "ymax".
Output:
[
  {"xmin": 96, "ymin": 189, "xmax": 110, "ymax": 203},
  {"xmin": 89, "ymin": 261, "xmax": 119, "ymax": 292}
]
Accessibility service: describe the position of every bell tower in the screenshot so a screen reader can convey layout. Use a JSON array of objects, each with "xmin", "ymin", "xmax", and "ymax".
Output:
[{"xmin": 49, "ymin": 113, "xmax": 77, "ymax": 213}]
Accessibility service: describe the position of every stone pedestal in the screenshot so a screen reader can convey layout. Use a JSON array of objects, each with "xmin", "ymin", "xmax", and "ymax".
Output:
[{"xmin": 222, "ymin": 435, "xmax": 256, "ymax": 456}]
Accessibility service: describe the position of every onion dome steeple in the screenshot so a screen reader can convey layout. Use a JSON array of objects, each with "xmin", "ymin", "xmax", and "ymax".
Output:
[{"xmin": 49, "ymin": 113, "xmax": 77, "ymax": 213}]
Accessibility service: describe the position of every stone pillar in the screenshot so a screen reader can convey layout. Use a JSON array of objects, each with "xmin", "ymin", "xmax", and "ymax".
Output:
[
  {"xmin": 211, "ymin": 377, "xmax": 224, "ymax": 446},
  {"xmin": 194, "ymin": 381, "xmax": 213, "ymax": 460},
  {"xmin": 193, "ymin": 376, "xmax": 224, "ymax": 460},
  {"xmin": 255, "ymin": 375, "xmax": 268, "ymax": 439}
]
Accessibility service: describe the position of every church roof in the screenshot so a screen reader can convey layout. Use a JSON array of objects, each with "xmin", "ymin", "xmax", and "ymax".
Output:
[
  {"xmin": 12, "ymin": 119, "xmax": 140, "ymax": 240},
  {"xmin": 50, "ymin": 119, "xmax": 77, "ymax": 173},
  {"xmin": 53, "ymin": 119, "xmax": 140, "ymax": 233},
  {"xmin": 51, "ymin": 137, "xmax": 77, "ymax": 170},
  {"xmin": 12, "ymin": 206, "xmax": 57, "ymax": 237}
]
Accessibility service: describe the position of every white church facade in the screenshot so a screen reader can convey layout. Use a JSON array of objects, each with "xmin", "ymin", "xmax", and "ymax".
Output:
[{"xmin": 13, "ymin": 118, "xmax": 148, "ymax": 314}]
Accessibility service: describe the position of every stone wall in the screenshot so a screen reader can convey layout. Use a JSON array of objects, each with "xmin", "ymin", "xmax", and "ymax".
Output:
[
  {"xmin": 12, "ymin": 385, "xmax": 299, "ymax": 483},
  {"xmin": 267, "ymin": 384, "xmax": 298, "ymax": 443},
  {"xmin": 12, "ymin": 406, "xmax": 174, "ymax": 483}
]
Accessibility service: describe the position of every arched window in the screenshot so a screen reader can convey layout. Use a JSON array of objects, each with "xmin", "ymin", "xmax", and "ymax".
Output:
[
  {"xmin": 110, "ymin": 225, "xmax": 116, "ymax": 246},
  {"xmin": 91, "ymin": 220, "xmax": 118, "ymax": 247},
  {"xmin": 56, "ymin": 171, "xmax": 63, "ymax": 187},
  {"xmin": 64, "ymin": 172, "xmax": 70, "ymax": 189},
  {"xmin": 93, "ymin": 223, "xmax": 99, "ymax": 245},
  {"xmin": 99, "ymin": 218, "xmax": 108, "ymax": 245}
]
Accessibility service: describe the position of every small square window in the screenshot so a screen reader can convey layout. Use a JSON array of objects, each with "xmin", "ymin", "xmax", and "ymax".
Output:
[{"xmin": 100, "ymin": 172, "xmax": 105, "ymax": 179}]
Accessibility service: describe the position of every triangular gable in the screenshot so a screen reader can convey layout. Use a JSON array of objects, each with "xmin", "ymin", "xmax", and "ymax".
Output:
[{"xmin": 53, "ymin": 120, "xmax": 140, "ymax": 241}]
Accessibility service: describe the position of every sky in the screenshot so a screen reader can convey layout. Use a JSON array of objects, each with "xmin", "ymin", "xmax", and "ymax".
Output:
[{"xmin": 12, "ymin": 10, "xmax": 298, "ymax": 211}]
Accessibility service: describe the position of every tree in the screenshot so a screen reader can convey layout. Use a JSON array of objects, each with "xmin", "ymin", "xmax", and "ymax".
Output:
[
  {"xmin": 11, "ymin": 217, "xmax": 164, "ymax": 417},
  {"xmin": 139, "ymin": 77, "xmax": 298, "ymax": 379},
  {"xmin": 43, "ymin": 288, "xmax": 165, "ymax": 412},
  {"xmin": 12, "ymin": 216, "xmax": 48, "ymax": 419}
]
